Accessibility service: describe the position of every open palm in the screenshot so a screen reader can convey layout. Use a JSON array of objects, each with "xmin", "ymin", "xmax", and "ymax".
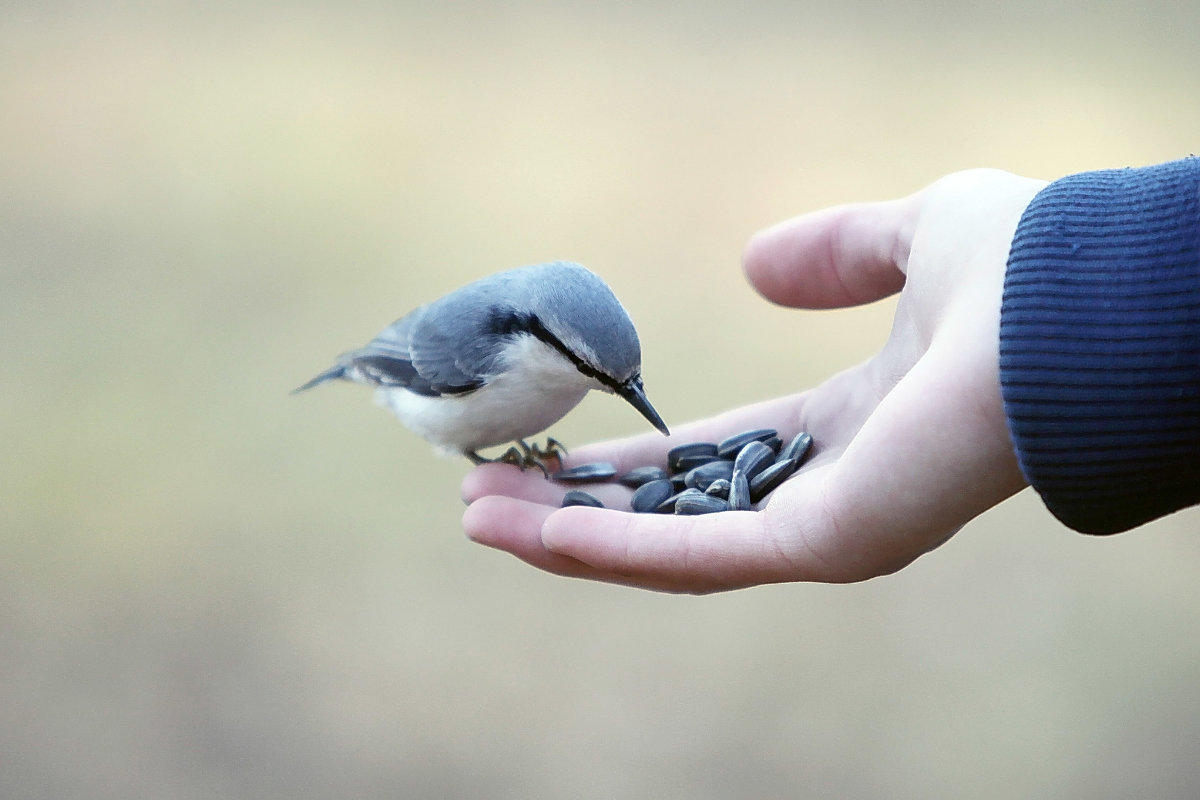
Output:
[{"xmin": 462, "ymin": 169, "xmax": 1047, "ymax": 593}]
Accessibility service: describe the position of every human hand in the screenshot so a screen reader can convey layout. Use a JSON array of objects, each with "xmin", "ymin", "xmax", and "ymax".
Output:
[{"xmin": 462, "ymin": 169, "xmax": 1048, "ymax": 593}]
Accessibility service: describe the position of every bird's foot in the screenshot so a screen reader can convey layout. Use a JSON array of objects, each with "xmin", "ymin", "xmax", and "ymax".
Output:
[
  {"xmin": 526, "ymin": 437, "xmax": 568, "ymax": 467},
  {"xmin": 501, "ymin": 443, "xmax": 550, "ymax": 477},
  {"xmin": 466, "ymin": 441, "xmax": 562, "ymax": 477}
]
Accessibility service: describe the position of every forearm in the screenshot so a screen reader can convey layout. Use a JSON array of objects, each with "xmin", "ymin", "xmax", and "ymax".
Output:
[{"xmin": 999, "ymin": 157, "xmax": 1200, "ymax": 534}]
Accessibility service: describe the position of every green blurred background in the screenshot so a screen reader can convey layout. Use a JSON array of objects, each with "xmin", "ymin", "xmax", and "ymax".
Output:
[{"xmin": 3, "ymin": 2, "xmax": 1199, "ymax": 798}]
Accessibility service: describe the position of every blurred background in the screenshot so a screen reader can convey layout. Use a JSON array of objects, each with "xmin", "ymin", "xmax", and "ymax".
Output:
[{"xmin": 3, "ymin": 1, "xmax": 1199, "ymax": 798}]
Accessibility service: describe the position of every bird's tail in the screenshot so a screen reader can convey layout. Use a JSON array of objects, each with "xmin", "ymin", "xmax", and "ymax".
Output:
[{"xmin": 291, "ymin": 364, "xmax": 347, "ymax": 394}]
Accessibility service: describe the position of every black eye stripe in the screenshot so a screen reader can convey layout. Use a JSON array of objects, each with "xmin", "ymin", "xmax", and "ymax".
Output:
[
  {"xmin": 527, "ymin": 317, "xmax": 624, "ymax": 392},
  {"xmin": 487, "ymin": 309, "xmax": 623, "ymax": 392}
]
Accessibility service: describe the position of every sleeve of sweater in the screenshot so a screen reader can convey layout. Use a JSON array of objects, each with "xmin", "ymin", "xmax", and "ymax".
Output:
[{"xmin": 999, "ymin": 156, "xmax": 1200, "ymax": 535}]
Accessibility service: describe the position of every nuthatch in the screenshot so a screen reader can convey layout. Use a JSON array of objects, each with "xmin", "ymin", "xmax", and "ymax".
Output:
[{"xmin": 294, "ymin": 261, "xmax": 669, "ymax": 467}]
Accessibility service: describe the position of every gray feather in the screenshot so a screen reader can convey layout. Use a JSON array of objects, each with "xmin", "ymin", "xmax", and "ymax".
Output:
[{"xmin": 295, "ymin": 261, "xmax": 642, "ymax": 398}]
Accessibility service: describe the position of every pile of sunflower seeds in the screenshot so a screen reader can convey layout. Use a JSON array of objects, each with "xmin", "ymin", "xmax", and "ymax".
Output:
[{"xmin": 551, "ymin": 428, "xmax": 813, "ymax": 514}]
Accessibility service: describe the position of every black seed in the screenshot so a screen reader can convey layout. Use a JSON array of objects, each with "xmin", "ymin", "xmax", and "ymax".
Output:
[
  {"xmin": 764, "ymin": 436, "xmax": 784, "ymax": 454},
  {"xmin": 733, "ymin": 440, "xmax": 775, "ymax": 482},
  {"xmin": 728, "ymin": 468, "xmax": 751, "ymax": 511},
  {"xmin": 704, "ymin": 478, "xmax": 731, "ymax": 499},
  {"xmin": 562, "ymin": 490, "xmax": 605, "ymax": 508},
  {"xmin": 779, "ymin": 432, "xmax": 814, "ymax": 464},
  {"xmin": 673, "ymin": 454, "xmax": 723, "ymax": 472},
  {"xmin": 749, "ymin": 458, "xmax": 798, "ymax": 503},
  {"xmin": 668, "ymin": 472, "xmax": 689, "ymax": 491},
  {"xmin": 667, "ymin": 442, "xmax": 718, "ymax": 472},
  {"xmin": 630, "ymin": 479, "xmax": 675, "ymax": 513},
  {"xmin": 655, "ymin": 487, "xmax": 703, "ymax": 514},
  {"xmin": 675, "ymin": 493, "xmax": 730, "ymax": 515},
  {"xmin": 617, "ymin": 465, "xmax": 668, "ymax": 488},
  {"xmin": 683, "ymin": 459, "xmax": 735, "ymax": 491},
  {"xmin": 716, "ymin": 428, "xmax": 778, "ymax": 459},
  {"xmin": 551, "ymin": 462, "xmax": 617, "ymax": 483}
]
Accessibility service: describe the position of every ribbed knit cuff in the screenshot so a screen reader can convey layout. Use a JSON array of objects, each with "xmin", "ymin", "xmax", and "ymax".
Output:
[{"xmin": 999, "ymin": 157, "xmax": 1200, "ymax": 534}]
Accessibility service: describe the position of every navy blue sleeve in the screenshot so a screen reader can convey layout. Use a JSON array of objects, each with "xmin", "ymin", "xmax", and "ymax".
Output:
[{"xmin": 999, "ymin": 157, "xmax": 1200, "ymax": 534}]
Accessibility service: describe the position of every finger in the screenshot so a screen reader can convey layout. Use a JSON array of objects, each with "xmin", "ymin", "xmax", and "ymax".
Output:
[
  {"xmin": 464, "ymin": 497, "xmax": 729, "ymax": 591},
  {"xmin": 463, "ymin": 496, "xmax": 610, "ymax": 580},
  {"xmin": 461, "ymin": 462, "xmax": 635, "ymax": 509},
  {"xmin": 743, "ymin": 197, "xmax": 918, "ymax": 310},
  {"xmin": 539, "ymin": 493, "xmax": 839, "ymax": 593}
]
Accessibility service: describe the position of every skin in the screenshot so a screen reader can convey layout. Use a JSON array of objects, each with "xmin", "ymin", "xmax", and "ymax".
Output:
[{"xmin": 462, "ymin": 169, "xmax": 1048, "ymax": 594}]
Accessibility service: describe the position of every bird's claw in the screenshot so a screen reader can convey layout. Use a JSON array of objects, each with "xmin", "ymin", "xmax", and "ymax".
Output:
[
  {"xmin": 499, "ymin": 444, "xmax": 549, "ymax": 476},
  {"xmin": 527, "ymin": 437, "xmax": 568, "ymax": 466},
  {"xmin": 466, "ymin": 437, "xmax": 568, "ymax": 477}
]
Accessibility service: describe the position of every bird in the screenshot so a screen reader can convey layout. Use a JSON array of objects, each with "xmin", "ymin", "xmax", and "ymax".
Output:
[{"xmin": 293, "ymin": 261, "xmax": 670, "ymax": 469}]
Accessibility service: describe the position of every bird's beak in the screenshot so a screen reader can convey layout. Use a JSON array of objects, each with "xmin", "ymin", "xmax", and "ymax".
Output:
[{"xmin": 619, "ymin": 376, "xmax": 670, "ymax": 436}]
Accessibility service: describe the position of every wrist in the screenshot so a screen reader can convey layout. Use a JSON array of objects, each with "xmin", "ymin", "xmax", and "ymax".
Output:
[{"xmin": 999, "ymin": 157, "xmax": 1200, "ymax": 533}]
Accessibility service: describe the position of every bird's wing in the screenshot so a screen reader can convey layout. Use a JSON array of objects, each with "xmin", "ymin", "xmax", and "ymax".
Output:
[
  {"xmin": 347, "ymin": 290, "xmax": 510, "ymax": 397},
  {"xmin": 404, "ymin": 288, "xmax": 511, "ymax": 395},
  {"xmin": 337, "ymin": 306, "xmax": 445, "ymax": 397}
]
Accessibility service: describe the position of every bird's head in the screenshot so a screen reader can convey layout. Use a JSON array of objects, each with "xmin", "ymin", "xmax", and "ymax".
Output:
[{"xmin": 511, "ymin": 262, "xmax": 670, "ymax": 437}]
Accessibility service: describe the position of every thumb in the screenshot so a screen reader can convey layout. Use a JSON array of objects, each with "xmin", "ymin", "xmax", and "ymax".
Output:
[{"xmin": 743, "ymin": 196, "xmax": 918, "ymax": 310}]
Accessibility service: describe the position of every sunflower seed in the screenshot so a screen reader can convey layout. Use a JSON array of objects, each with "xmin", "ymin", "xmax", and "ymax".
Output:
[
  {"xmin": 732, "ymin": 440, "xmax": 774, "ymax": 482},
  {"xmin": 749, "ymin": 458, "xmax": 798, "ymax": 503},
  {"xmin": 675, "ymin": 493, "xmax": 730, "ymax": 515},
  {"xmin": 779, "ymin": 432, "xmax": 813, "ymax": 464},
  {"xmin": 675, "ymin": 454, "xmax": 723, "ymax": 472},
  {"xmin": 704, "ymin": 478, "xmax": 731, "ymax": 499},
  {"xmin": 716, "ymin": 428, "xmax": 778, "ymax": 459},
  {"xmin": 728, "ymin": 468, "xmax": 751, "ymax": 511},
  {"xmin": 562, "ymin": 490, "xmax": 605, "ymax": 508},
  {"xmin": 630, "ymin": 479, "xmax": 675, "ymax": 513},
  {"xmin": 617, "ymin": 465, "xmax": 669, "ymax": 488},
  {"xmin": 683, "ymin": 459, "xmax": 735, "ymax": 491},
  {"xmin": 551, "ymin": 462, "xmax": 617, "ymax": 483},
  {"xmin": 655, "ymin": 487, "xmax": 703, "ymax": 514},
  {"xmin": 667, "ymin": 442, "xmax": 718, "ymax": 472}
]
